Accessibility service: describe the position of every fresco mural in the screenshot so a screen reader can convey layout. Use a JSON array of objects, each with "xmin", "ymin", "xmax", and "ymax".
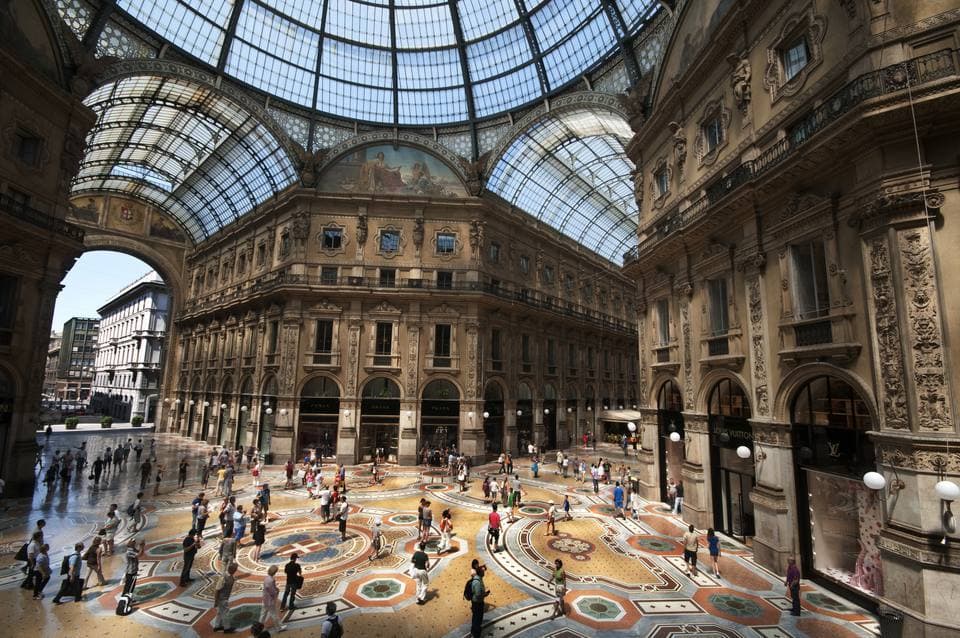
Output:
[{"xmin": 317, "ymin": 145, "xmax": 467, "ymax": 197}]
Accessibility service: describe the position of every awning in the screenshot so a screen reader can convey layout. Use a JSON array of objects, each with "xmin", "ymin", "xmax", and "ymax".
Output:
[{"xmin": 598, "ymin": 409, "xmax": 644, "ymax": 423}]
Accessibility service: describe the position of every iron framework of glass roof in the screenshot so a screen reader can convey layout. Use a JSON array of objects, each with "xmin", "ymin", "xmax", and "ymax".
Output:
[
  {"xmin": 71, "ymin": 75, "xmax": 298, "ymax": 242},
  {"xmin": 486, "ymin": 108, "xmax": 638, "ymax": 262},
  {"xmin": 100, "ymin": 0, "xmax": 659, "ymax": 126}
]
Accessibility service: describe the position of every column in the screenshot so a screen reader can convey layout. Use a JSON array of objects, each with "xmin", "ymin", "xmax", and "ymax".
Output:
[
  {"xmin": 338, "ymin": 401, "xmax": 358, "ymax": 464},
  {"xmin": 398, "ymin": 402, "xmax": 418, "ymax": 466},
  {"xmin": 748, "ymin": 421, "xmax": 795, "ymax": 574},
  {"xmin": 636, "ymin": 407, "xmax": 659, "ymax": 499},
  {"xmin": 504, "ymin": 399, "xmax": 518, "ymax": 457},
  {"xmin": 679, "ymin": 413, "xmax": 712, "ymax": 530},
  {"xmin": 533, "ymin": 398, "xmax": 545, "ymax": 450},
  {"xmin": 459, "ymin": 401, "xmax": 485, "ymax": 463}
]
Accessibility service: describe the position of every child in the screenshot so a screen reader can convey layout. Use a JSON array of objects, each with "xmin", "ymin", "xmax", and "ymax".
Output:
[
  {"xmin": 562, "ymin": 494, "xmax": 572, "ymax": 521},
  {"xmin": 707, "ymin": 528, "xmax": 721, "ymax": 577}
]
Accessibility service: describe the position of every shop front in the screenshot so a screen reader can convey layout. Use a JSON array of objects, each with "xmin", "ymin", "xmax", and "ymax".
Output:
[
  {"xmin": 707, "ymin": 379, "xmax": 755, "ymax": 539},
  {"xmin": 421, "ymin": 379, "xmax": 459, "ymax": 450},
  {"xmin": 516, "ymin": 382, "xmax": 533, "ymax": 453},
  {"xmin": 657, "ymin": 380, "xmax": 684, "ymax": 503},
  {"xmin": 218, "ymin": 378, "xmax": 233, "ymax": 446},
  {"xmin": 297, "ymin": 376, "xmax": 340, "ymax": 460},
  {"xmin": 483, "ymin": 382, "xmax": 505, "ymax": 455},
  {"xmin": 360, "ymin": 377, "xmax": 401, "ymax": 463},
  {"xmin": 791, "ymin": 375, "xmax": 882, "ymax": 601}
]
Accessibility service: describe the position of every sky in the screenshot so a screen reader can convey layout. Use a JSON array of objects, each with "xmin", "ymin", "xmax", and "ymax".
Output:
[{"xmin": 51, "ymin": 251, "xmax": 157, "ymax": 332}]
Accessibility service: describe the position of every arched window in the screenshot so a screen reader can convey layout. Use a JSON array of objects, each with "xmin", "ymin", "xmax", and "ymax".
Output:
[
  {"xmin": 362, "ymin": 377, "xmax": 401, "ymax": 399},
  {"xmin": 422, "ymin": 379, "xmax": 459, "ymax": 401},
  {"xmin": 708, "ymin": 379, "xmax": 752, "ymax": 419},
  {"xmin": 657, "ymin": 380, "xmax": 682, "ymax": 412},
  {"xmin": 301, "ymin": 376, "xmax": 340, "ymax": 398},
  {"xmin": 791, "ymin": 375, "xmax": 874, "ymax": 472}
]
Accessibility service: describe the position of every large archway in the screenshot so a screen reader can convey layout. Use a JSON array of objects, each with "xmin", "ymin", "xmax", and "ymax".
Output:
[
  {"xmin": 360, "ymin": 377, "xmax": 402, "ymax": 463},
  {"xmin": 656, "ymin": 379, "xmax": 684, "ymax": 505},
  {"xmin": 298, "ymin": 375, "xmax": 341, "ymax": 460},
  {"xmin": 421, "ymin": 379, "xmax": 460, "ymax": 451},
  {"xmin": 483, "ymin": 381, "xmax": 506, "ymax": 456},
  {"xmin": 707, "ymin": 377, "xmax": 755, "ymax": 539}
]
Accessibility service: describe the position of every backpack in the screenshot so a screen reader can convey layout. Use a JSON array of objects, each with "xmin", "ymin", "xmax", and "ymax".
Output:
[
  {"xmin": 116, "ymin": 593, "xmax": 133, "ymax": 616},
  {"xmin": 126, "ymin": 503, "xmax": 136, "ymax": 517},
  {"xmin": 463, "ymin": 576, "xmax": 475, "ymax": 601},
  {"xmin": 326, "ymin": 615, "xmax": 343, "ymax": 638},
  {"xmin": 60, "ymin": 555, "xmax": 70, "ymax": 575}
]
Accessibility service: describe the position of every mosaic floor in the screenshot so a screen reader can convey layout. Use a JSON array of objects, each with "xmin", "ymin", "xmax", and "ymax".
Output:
[{"xmin": 0, "ymin": 432, "xmax": 879, "ymax": 637}]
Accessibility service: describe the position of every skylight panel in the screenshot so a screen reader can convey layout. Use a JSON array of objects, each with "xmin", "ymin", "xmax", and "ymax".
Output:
[
  {"xmin": 530, "ymin": 0, "xmax": 595, "ymax": 51},
  {"xmin": 457, "ymin": 0, "xmax": 518, "ymax": 42},
  {"xmin": 325, "ymin": 0, "xmax": 390, "ymax": 48},
  {"xmin": 398, "ymin": 88, "xmax": 469, "ymax": 125},
  {"xmin": 616, "ymin": 0, "xmax": 657, "ymax": 29},
  {"xmin": 117, "ymin": 0, "xmax": 229, "ymax": 65},
  {"xmin": 235, "ymin": 2, "xmax": 320, "ymax": 71},
  {"xmin": 472, "ymin": 64, "xmax": 540, "ymax": 117},
  {"xmin": 321, "ymin": 39, "xmax": 393, "ymax": 88},
  {"xmin": 227, "ymin": 39, "xmax": 317, "ymax": 107},
  {"xmin": 260, "ymin": 0, "xmax": 327, "ymax": 28},
  {"xmin": 397, "ymin": 49, "xmax": 463, "ymax": 89},
  {"xmin": 112, "ymin": 164, "xmax": 173, "ymax": 191},
  {"xmin": 395, "ymin": 5, "xmax": 456, "ymax": 49},
  {"xmin": 316, "ymin": 76, "xmax": 394, "ymax": 122},
  {"xmin": 465, "ymin": 23, "xmax": 532, "ymax": 81},
  {"xmin": 541, "ymin": 12, "xmax": 616, "ymax": 88}
]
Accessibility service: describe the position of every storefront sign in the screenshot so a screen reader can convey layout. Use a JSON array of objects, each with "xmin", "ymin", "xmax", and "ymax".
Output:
[
  {"xmin": 299, "ymin": 397, "xmax": 340, "ymax": 414},
  {"xmin": 361, "ymin": 398, "xmax": 400, "ymax": 415},
  {"xmin": 422, "ymin": 400, "xmax": 459, "ymax": 418},
  {"xmin": 709, "ymin": 417, "xmax": 753, "ymax": 449}
]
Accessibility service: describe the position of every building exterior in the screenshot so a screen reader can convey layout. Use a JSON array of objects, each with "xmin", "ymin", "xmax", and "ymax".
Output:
[
  {"xmin": 42, "ymin": 331, "xmax": 60, "ymax": 399},
  {"xmin": 167, "ymin": 188, "xmax": 638, "ymax": 464},
  {"xmin": 55, "ymin": 317, "xmax": 98, "ymax": 405},
  {"xmin": 621, "ymin": 0, "xmax": 960, "ymax": 633},
  {"xmin": 90, "ymin": 271, "xmax": 169, "ymax": 422}
]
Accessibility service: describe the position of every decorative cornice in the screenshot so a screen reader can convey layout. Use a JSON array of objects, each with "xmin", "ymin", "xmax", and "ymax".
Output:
[{"xmin": 850, "ymin": 188, "xmax": 945, "ymax": 230}]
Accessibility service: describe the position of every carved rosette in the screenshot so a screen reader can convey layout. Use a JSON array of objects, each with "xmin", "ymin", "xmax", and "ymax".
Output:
[
  {"xmin": 866, "ymin": 237, "xmax": 909, "ymax": 430},
  {"xmin": 680, "ymin": 300, "xmax": 693, "ymax": 410},
  {"xmin": 898, "ymin": 228, "xmax": 953, "ymax": 431},
  {"xmin": 406, "ymin": 325, "xmax": 420, "ymax": 398},
  {"xmin": 747, "ymin": 277, "xmax": 770, "ymax": 416}
]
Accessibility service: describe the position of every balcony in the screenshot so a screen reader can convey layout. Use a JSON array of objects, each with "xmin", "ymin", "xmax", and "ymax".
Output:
[
  {"xmin": 264, "ymin": 353, "xmax": 279, "ymax": 367},
  {"xmin": 779, "ymin": 312, "xmax": 860, "ymax": 364},
  {"xmin": 242, "ymin": 355, "xmax": 255, "ymax": 368},
  {"xmin": 651, "ymin": 343, "xmax": 679, "ymax": 374},
  {"xmin": 699, "ymin": 330, "xmax": 745, "ymax": 370},
  {"xmin": 365, "ymin": 352, "xmax": 401, "ymax": 372},
  {"xmin": 0, "ymin": 193, "xmax": 85, "ymax": 241},
  {"xmin": 427, "ymin": 353, "xmax": 459, "ymax": 371},
  {"xmin": 304, "ymin": 351, "xmax": 340, "ymax": 369},
  {"xmin": 624, "ymin": 48, "xmax": 959, "ymax": 267}
]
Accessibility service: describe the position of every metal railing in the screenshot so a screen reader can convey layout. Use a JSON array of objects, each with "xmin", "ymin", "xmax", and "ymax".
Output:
[
  {"xmin": 0, "ymin": 193, "xmax": 85, "ymax": 241},
  {"xmin": 624, "ymin": 48, "xmax": 958, "ymax": 266}
]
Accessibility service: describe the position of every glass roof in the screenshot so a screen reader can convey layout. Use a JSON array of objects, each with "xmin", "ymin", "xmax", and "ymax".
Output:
[
  {"xmin": 71, "ymin": 75, "xmax": 298, "ymax": 242},
  {"xmin": 108, "ymin": 0, "xmax": 659, "ymax": 125},
  {"xmin": 486, "ymin": 109, "xmax": 637, "ymax": 262}
]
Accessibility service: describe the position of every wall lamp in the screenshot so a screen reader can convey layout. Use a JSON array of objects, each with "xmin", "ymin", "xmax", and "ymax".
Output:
[
  {"xmin": 482, "ymin": 411, "xmax": 490, "ymax": 418},
  {"xmin": 220, "ymin": 403, "xmax": 227, "ymax": 410}
]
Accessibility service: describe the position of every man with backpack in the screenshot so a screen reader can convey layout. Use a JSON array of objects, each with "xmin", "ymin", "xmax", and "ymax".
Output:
[
  {"xmin": 466, "ymin": 560, "xmax": 490, "ymax": 638},
  {"xmin": 320, "ymin": 601, "xmax": 343, "ymax": 638},
  {"xmin": 52, "ymin": 542, "xmax": 84, "ymax": 604}
]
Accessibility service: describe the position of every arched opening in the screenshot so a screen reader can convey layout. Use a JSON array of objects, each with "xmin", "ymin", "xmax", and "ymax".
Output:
[
  {"xmin": 656, "ymin": 379, "xmax": 684, "ymax": 505},
  {"xmin": 298, "ymin": 375, "xmax": 340, "ymax": 460},
  {"xmin": 517, "ymin": 382, "xmax": 534, "ymax": 453},
  {"xmin": 564, "ymin": 387, "xmax": 579, "ymax": 449},
  {"xmin": 0, "ymin": 367, "xmax": 14, "ymax": 478},
  {"xmin": 360, "ymin": 377, "xmax": 401, "ymax": 463},
  {"xmin": 236, "ymin": 377, "xmax": 254, "ymax": 450},
  {"xmin": 584, "ymin": 385, "xmax": 597, "ymax": 447},
  {"xmin": 187, "ymin": 377, "xmax": 201, "ymax": 438},
  {"xmin": 48, "ymin": 250, "xmax": 173, "ymax": 428},
  {"xmin": 201, "ymin": 376, "xmax": 217, "ymax": 442},
  {"xmin": 257, "ymin": 375, "xmax": 279, "ymax": 457},
  {"xmin": 707, "ymin": 378, "xmax": 755, "ymax": 539},
  {"xmin": 543, "ymin": 383, "xmax": 558, "ymax": 451},
  {"xmin": 218, "ymin": 377, "xmax": 233, "ymax": 446},
  {"xmin": 483, "ymin": 382, "xmax": 505, "ymax": 456},
  {"xmin": 421, "ymin": 379, "xmax": 460, "ymax": 451},
  {"xmin": 790, "ymin": 375, "xmax": 881, "ymax": 599}
]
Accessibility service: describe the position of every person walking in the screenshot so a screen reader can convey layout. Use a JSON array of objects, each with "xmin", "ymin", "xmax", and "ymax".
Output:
[
  {"xmin": 674, "ymin": 481, "xmax": 684, "ymax": 515},
  {"xmin": 103, "ymin": 509, "xmax": 119, "ymax": 555},
  {"xmin": 219, "ymin": 536, "xmax": 238, "ymax": 575},
  {"xmin": 437, "ymin": 509, "xmax": 453, "ymax": 555},
  {"xmin": 469, "ymin": 561, "xmax": 490, "ymax": 638},
  {"xmin": 20, "ymin": 531, "xmax": 42, "ymax": 589},
  {"xmin": 260, "ymin": 565, "xmax": 285, "ymax": 632},
  {"xmin": 369, "ymin": 518, "xmax": 383, "ymax": 561},
  {"xmin": 53, "ymin": 542, "xmax": 84, "ymax": 604},
  {"xmin": 215, "ymin": 465, "xmax": 227, "ymax": 496},
  {"xmin": 497, "ymin": 453, "xmax": 505, "ymax": 474},
  {"xmin": 545, "ymin": 500, "xmax": 557, "ymax": 536},
  {"xmin": 31, "ymin": 544, "xmax": 51, "ymax": 600},
  {"xmin": 706, "ymin": 528, "xmax": 721, "ymax": 577},
  {"xmin": 252, "ymin": 517, "xmax": 267, "ymax": 561},
  {"xmin": 134, "ymin": 439, "xmax": 143, "ymax": 463},
  {"xmin": 233, "ymin": 505, "xmax": 247, "ymax": 545},
  {"xmin": 212, "ymin": 562, "xmax": 239, "ymax": 633},
  {"xmin": 613, "ymin": 481, "xmax": 625, "ymax": 518},
  {"xmin": 562, "ymin": 494, "xmax": 572, "ymax": 521},
  {"xmin": 197, "ymin": 499, "xmax": 210, "ymax": 537},
  {"xmin": 320, "ymin": 601, "xmax": 343, "ymax": 638},
  {"xmin": 129, "ymin": 491, "xmax": 146, "ymax": 533},
  {"xmin": 140, "ymin": 459, "xmax": 152, "ymax": 491},
  {"xmin": 122, "ymin": 538, "xmax": 142, "ymax": 598},
  {"xmin": 154, "ymin": 463, "xmax": 165, "ymax": 496},
  {"xmin": 280, "ymin": 553, "xmax": 302, "ymax": 612},
  {"xmin": 92, "ymin": 455, "xmax": 104, "ymax": 484},
  {"xmin": 410, "ymin": 541, "xmax": 431, "ymax": 604},
  {"xmin": 551, "ymin": 558, "xmax": 566, "ymax": 618},
  {"xmin": 201, "ymin": 462, "xmax": 211, "ymax": 490},
  {"xmin": 487, "ymin": 503, "xmax": 502, "ymax": 553},
  {"xmin": 83, "ymin": 535, "xmax": 107, "ymax": 588},
  {"xmin": 681, "ymin": 524, "xmax": 700, "ymax": 577},
  {"xmin": 785, "ymin": 557, "xmax": 802, "ymax": 616},
  {"xmin": 420, "ymin": 500, "xmax": 434, "ymax": 543},
  {"xmin": 181, "ymin": 529, "xmax": 200, "ymax": 586},
  {"xmin": 337, "ymin": 496, "xmax": 349, "ymax": 542},
  {"xmin": 224, "ymin": 464, "xmax": 235, "ymax": 498},
  {"xmin": 178, "ymin": 458, "xmax": 189, "ymax": 488}
]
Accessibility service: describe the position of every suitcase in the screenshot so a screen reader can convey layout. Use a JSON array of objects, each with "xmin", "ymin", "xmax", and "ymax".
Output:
[{"xmin": 116, "ymin": 593, "xmax": 134, "ymax": 616}]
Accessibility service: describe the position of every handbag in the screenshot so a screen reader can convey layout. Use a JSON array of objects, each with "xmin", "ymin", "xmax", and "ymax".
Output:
[{"xmin": 14, "ymin": 543, "xmax": 28, "ymax": 562}]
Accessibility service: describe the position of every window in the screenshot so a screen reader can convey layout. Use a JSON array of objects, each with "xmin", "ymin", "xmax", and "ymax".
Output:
[
  {"xmin": 257, "ymin": 243, "xmax": 266, "ymax": 266},
  {"xmin": 521, "ymin": 334, "xmax": 532, "ymax": 372},
  {"xmin": 436, "ymin": 232, "xmax": 456, "ymax": 255},
  {"xmin": 703, "ymin": 116, "xmax": 724, "ymax": 154},
  {"xmin": 15, "ymin": 131, "xmax": 42, "ymax": 166},
  {"xmin": 791, "ymin": 241, "xmax": 830, "ymax": 319},
  {"xmin": 519, "ymin": 255, "xmax": 530, "ymax": 274},
  {"xmin": 225, "ymin": 331, "xmax": 235, "ymax": 358},
  {"xmin": 238, "ymin": 253, "xmax": 247, "ymax": 274},
  {"xmin": 322, "ymin": 227, "xmax": 342, "ymax": 250},
  {"xmin": 267, "ymin": 320, "xmax": 279, "ymax": 354},
  {"xmin": 656, "ymin": 298, "xmax": 671, "ymax": 346},
  {"xmin": 543, "ymin": 265, "xmax": 554, "ymax": 284},
  {"xmin": 315, "ymin": 319, "xmax": 333, "ymax": 357},
  {"xmin": 375, "ymin": 322, "xmax": 393, "ymax": 356},
  {"xmin": 564, "ymin": 273, "xmax": 575, "ymax": 294},
  {"xmin": 379, "ymin": 230, "xmax": 400, "ymax": 253},
  {"xmin": 488, "ymin": 241, "xmax": 501, "ymax": 263},
  {"xmin": 547, "ymin": 338, "xmax": 556, "ymax": 374},
  {"xmin": 434, "ymin": 324, "xmax": 451, "ymax": 366},
  {"xmin": 490, "ymin": 329, "xmax": 502, "ymax": 369},
  {"xmin": 587, "ymin": 346, "xmax": 595, "ymax": 372},
  {"xmin": 379, "ymin": 268, "xmax": 396, "ymax": 287},
  {"xmin": 783, "ymin": 38, "xmax": 810, "ymax": 81},
  {"xmin": 0, "ymin": 273, "xmax": 17, "ymax": 346},
  {"xmin": 655, "ymin": 168, "xmax": 669, "ymax": 197},
  {"xmin": 320, "ymin": 266, "xmax": 338, "ymax": 285},
  {"xmin": 8, "ymin": 188, "xmax": 30, "ymax": 208},
  {"xmin": 567, "ymin": 343, "xmax": 576, "ymax": 369},
  {"xmin": 279, "ymin": 231, "xmax": 291, "ymax": 258},
  {"xmin": 436, "ymin": 270, "xmax": 453, "ymax": 289},
  {"xmin": 707, "ymin": 278, "xmax": 729, "ymax": 335}
]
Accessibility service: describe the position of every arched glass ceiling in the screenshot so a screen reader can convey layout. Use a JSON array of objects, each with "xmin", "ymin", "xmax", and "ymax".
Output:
[
  {"xmin": 108, "ymin": 0, "xmax": 659, "ymax": 125},
  {"xmin": 487, "ymin": 109, "xmax": 637, "ymax": 263},
  {"xmin": 71, "ymin": 75, "xmax": 298, "ymax": 242}
]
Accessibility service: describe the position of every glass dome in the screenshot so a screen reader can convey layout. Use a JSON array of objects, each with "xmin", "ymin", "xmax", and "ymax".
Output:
[{"xmin": 111, "ymin": 0, "xmax": 660, "ymax": 125}]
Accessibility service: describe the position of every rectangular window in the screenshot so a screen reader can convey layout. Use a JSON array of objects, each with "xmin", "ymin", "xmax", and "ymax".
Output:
[
  {"xmin": 521, "ymin": 334, "xmax": 531, "ymax": 363},
  {"xmin": 315, "ymin": 319, "xmax": 333, "ymax": 354},
  {"xmin": 587, "ymin": 346, "xmax": 595, "ymax": 372},
  {"xmin": 488, "ymin": 241, "xmax": 501, "ymax": 263},
  {"xmin": 436, "ymin": 270, "xmax": 453, "ymax": 289},
  {"xmin": 15, "ymin": 131, "xmax": 42, "ymax": 166},
  {"xmin": 322, "ymin": 227, "xmax": 342, "ymax": 250},
  {"xmin": 436, "ymin": 232, "xmax": 456, "ymax": 254},
  {"xmin": 656, "ymin": 298, "xmax": 670, "ymax": 345},
  {"xmin": 257, "ymin": 243, "xmax": 266, "ymax": 266},
  {"xmin": 543, "ymin": 265, "xmax": 554, "ymax": 284},
  {"xmin": 791, "ymin": 241, "xmax": 830, "ymax": 319},
  {"xmin": 519, "ymin": 255, "xmax": 530, "ymax": 274},
  {"xmin": 490, "ymin": 328, "xmax": 502, "ymax": 368},
  {"xmin": 379, "ymin": 230, "xmax": 400, "ymax": 253},
  {"xmin": 238, "ymin": 253, "xmax": 247, "ymax": 274},
  {"xmin": 707, "ymin": 278, "xmax": 729, "ymax": 334},
  {"xmin": 375, "ymin": 322, "xmax": 393, "ymax": 356},
  {"xmin": 655, "ymin": 169, "xmax": 669, "ymax": 197},
  {"xmin": 320, "ymin": 266, "xmax": 338, "ymax": 285},
  {"xmin": 703, "ymin": 116, "xmax": 724, "ymax": 153},
  {"xmin": 783, "ymin": 37, "xmax": 810, "ymax": 81},
  {"xmin": 547, "ymin": 338, "xmax": 556, "ymax": 374},
  {"xmin": 0, "ymin": 273, "xmax": 16, "ymax": 346},
  {"xmin": 225, "ymin": 331, "xmax": 234, "ymax": 358},
  {"xmin": 267, "ymin": 321, "xmax": 279, "ymax": 354},
  {"xmin": 434, "ymin": 324, "xmax": 451, "ymax": 367},
  {"xmin": 567, "ymin": 343, "xmax": 576, "ymax": 369},
  {"xmin": 379, "ymin": 268, "xmax": 396, "ymax": 287}
]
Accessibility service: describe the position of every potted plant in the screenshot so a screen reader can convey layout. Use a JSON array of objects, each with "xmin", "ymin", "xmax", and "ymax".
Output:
[
  {"xmin": 100, "ymin": 416, "xmax": 113, "ymax": 429},
  {"xmin": 65, "ymin": 417, "xmax": 79, "ymax": 430},
  {"xmin": 132, "ymin": 415, "xmax": 144, "ymax": 427}
]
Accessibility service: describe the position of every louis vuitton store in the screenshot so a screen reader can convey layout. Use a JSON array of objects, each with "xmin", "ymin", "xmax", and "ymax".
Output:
[{"xmin": 707, "ymin": 379, "xmax": 755, "ymax": 540}]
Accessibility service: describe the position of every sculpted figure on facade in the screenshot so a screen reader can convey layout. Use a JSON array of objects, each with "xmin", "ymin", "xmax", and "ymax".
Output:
[
  {"xmin": 747, "ymin": 277, "xmax": 770, "ymax": 415},
  {"xmin": 668, "ymin": 122, "xmax": 687, "ymax": 175},
  {"xmin": 868, "ymin": 237, "xmax": 909, "ymax": 429},
  {"xmin": 356, "ymin": 213, "xmax": 368, "ymax": 246},
  {"xmin": 413, "ymin": 216, "xmax": 425, "ymax": 251},
  {"xmin": 729, "ymin": 53, "xmax": 752, "ymax": 115},
  {"xmin": 469, "ymin": 219, "xmax": 485, "ymax": 260}
]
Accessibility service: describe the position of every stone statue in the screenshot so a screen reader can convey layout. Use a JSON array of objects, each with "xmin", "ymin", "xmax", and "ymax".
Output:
[
  {"xmin": 356, "ymin": 213, "xmax": 368, "ymax": 246},
  {"xmin": 469, "ymin": 219, "xmax": 485, "ymax": 257},
  {"xmin": 631, "ymin": 168, "xmax": 644, "ymax": 208},
  {"xmin": 729, "ymin": 53, "xmax": 752, "ymax": 115},
  {"xmin": 413, "ymin": 217, "xmax": 424, "ymax": 250},
  {"xmin": 668, "ymin": 122, "xmax": 687, "ymax": 175},
  {"xmin": 291, "ymin": 212, "xmax": 310, "ymax": 243}
]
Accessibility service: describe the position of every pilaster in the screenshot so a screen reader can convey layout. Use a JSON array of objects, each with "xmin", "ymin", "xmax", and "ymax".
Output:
[
  {"xmin": 748, "ymin": 420, "xmax": 796, "ymax": 574},
  {"xmin": 679, "ymin": 413, "xmax": 711, "ymax": 529}
]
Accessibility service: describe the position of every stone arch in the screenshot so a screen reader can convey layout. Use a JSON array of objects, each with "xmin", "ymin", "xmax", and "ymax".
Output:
[
  {"xmin": 543, "ymin": 383, "xmax": 558, "ymax": 401},
  {"xmin": 483, "ymin": 379, "xmax": 507, "ymax": 402},
  {"xmin": 421, "ymin": 378, "xmax": 461, "ymax": 401},
  {"xmin": 221, "ymin": 376, "xmax": 234, "ymax": 396},
  {"xmin": 261, "ymin": 374, "xmax": 280, "ymax": 397},
  {"xmin": 695, "ymin": 368, "xmax": 752, "ymax": 415},
  {"xmin": 298, "ymin": 373, "xmax": 342, "ymax": 398},
  {"xmin": 517, "ymin": 382, "xmax": 534, "ymax": 401},
  {"xmin": 361, "ymin": 375, "xmax": 403, "ymax": 399},
  {"xmin": 773, "ymin": 363, "xmax": 879, "ymax": 427},
  {"xmin": 419, "ymin": 375, "xmax": 463, "ymax": 400},
  {"xmin": 0, "ymin": 362, "xmax": 22, "ymax": 400},
  {"xmin": 649, "ymin": 373, "xmax": 680, "ymax": 407}
]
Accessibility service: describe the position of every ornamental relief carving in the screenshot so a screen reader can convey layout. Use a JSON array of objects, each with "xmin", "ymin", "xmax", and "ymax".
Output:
[
  {"xmin": 752, "ymin": 422, "xmax": 790, "ymax": 447},
  {"xmin": 898, "ymin": 228, "xmax": 952, "ymax": 431},
  {"xmin": 346, "ymin": 322, "xmax": 361, "ymax": 397},
  {"xmin": 880, "ymin": 447, "xmax": 960, "ymax": 473},
  {"xmin": 680, "ymin": 300, "xmax": 694, "ymax": 411},
  {"xmin": 406, "ymin": 325, "xmax": 420, "ymax": 397},
  {"xmin": 747, "ymin": 277, "xmax": 770, "ymax": 416},
  {"xmin": 280, "ymin": 323, "xmax": 299, "ymax": 394},
  {"xmin": 867, "ymin": 237, "xmax": 909, "ymax": 430},
  {"xmin": 465, "ymin": 324, "xmax": 479, "ymax": 401},
  {"xmin": 638, "ymin": 316, "xmax": 648, "ymax": 406}
]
